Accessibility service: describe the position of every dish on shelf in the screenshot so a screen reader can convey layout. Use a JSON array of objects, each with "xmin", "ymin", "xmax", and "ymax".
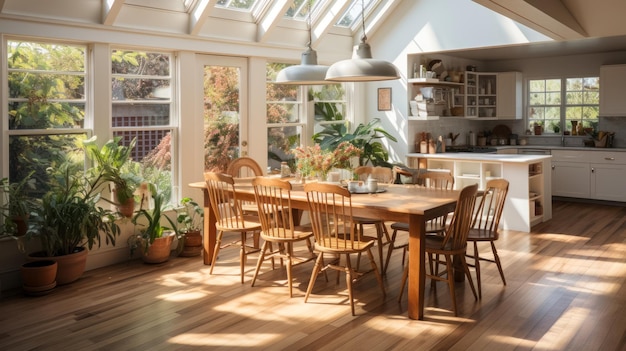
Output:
[{"xmin": 461, "ymin": 173, "xmax": 480, "ymax": 178}]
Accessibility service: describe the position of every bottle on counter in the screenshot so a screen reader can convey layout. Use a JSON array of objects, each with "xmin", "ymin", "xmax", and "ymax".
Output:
[{"xmin": 469, "ymin": 131, "xmax": 476, "ymax": 146}]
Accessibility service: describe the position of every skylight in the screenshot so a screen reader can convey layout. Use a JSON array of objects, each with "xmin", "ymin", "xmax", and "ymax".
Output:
[
  {"xmin": 216, "ymin": 0, "xmax": 258, "ymax": 11},
  {"xmin": 336, "ymin": 0, "xmax": 375, "ymax": 28},
  {"xmin": 284, "ymin": 0, "xmax": 321, "ymax": 20}
]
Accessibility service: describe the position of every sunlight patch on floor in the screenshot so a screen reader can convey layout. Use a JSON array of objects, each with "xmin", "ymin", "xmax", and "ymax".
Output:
[
  {"xmin": 534, "ymin": 306, "xmax": 588, "ymax": 350},
  {"xmin": 168, "ymin": 332, "xmax": 283, "ymax": 347},
  {"xmin": 157, "ymin": 289, "xmax": 209, "ymax": 301}
]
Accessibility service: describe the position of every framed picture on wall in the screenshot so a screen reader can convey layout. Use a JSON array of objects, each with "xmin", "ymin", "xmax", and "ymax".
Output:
[{"xmin": 378, "ymin": 87, "xmax": 391, "ymax": 111}]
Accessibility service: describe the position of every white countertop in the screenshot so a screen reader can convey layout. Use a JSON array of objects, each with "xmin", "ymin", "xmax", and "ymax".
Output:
[
  {"xmin": 407, "ymin": 153, "xmax": 552, "ymax": 163},
  {"xmin": 498, "ymin": 145, "xmax": 626, "ymax": 152}
]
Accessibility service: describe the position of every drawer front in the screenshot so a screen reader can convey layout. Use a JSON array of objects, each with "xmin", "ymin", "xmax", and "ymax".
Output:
[
  {"xmin": 591, "ymin": 151, "xmax": 626, "ymax": 164},
  {"xmin": 551, "ymin": 150, "xmax": 590, "ymax": 162}
]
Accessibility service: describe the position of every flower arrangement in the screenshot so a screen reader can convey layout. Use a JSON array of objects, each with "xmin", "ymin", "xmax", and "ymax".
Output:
[{"xmin": 292, "ymin": 141, "xmax": 362, "ymax": 180}]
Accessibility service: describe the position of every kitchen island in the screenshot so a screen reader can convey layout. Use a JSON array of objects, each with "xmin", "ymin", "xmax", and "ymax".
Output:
[{"xmin": 406, "ymin": 153, "xmax": 552, "ymax": 232}]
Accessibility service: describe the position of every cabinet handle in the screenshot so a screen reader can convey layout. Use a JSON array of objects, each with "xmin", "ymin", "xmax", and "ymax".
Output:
[
  {"xmin": 604, "ymin": 157, "xmax": 615, "ymax": 161},
  {"xmin": 551, "ymin": 165, "xmax": 555, "ymax": 170},
  {"xmin": 591, "ymin": 167, "xmax": 595, "ymax": 173}
]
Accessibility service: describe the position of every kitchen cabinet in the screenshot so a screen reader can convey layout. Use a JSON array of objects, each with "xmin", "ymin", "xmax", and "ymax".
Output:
[
  {"xmin": 406, "ymin": 153, "xmax": 552, "ymax": 232},
  {"xmin": 464, "ymin": 71, "xmax": 521, "ymax": 119},
  {"xmin": 552, "ymin": 150, "xmax": 626, "ymax": 201},
  {"xmin": 599, "ymin": 64, "xmax": 626, "ymax": 116}
]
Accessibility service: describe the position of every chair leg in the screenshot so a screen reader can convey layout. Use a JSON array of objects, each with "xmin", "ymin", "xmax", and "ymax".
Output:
[
  {"xmin": 345, "ymin": 254, "xmax": 355, "ymax": 316},
  {"xmin": 444, "ymin": 255, "xmax": 458, "ymax": 316},
  {"xmin": 474, "ymin": 241, "xmax": 482, "ymax": 299},
  {"xmin": 397, "ymin": 265, "xmax": 408, "ymax": 302},
  {"xmin": 491, "ymin": 241, "xmax": 507, "ymax": 286},
  {"xmin": 250, "ymin": 241, "xmax": 269, "ymax": 288},
  {"xmin": 366, "ymin": 248, "xmax": 386, "ymax": 298},
  {"xmin": 209, "ymin": 231, "xmax": 224, "ymax": 275},
  {"xmin": 240, "ymin": 231, "xmax": 247, "ymax": 284},
  {"xmin": 286, "ymin": 253, "xmax": 294, "ymax": 298},
  {"xmin": 384, "ymin": 228, "xmax": 399, "ymax": 274},
  {"xmin": 305, "ymin": 253, "xmax": 324, "ymax": 303},
  {"xmin": 461, "ymin": 254, "xmax": 478, "ymax": 301}
]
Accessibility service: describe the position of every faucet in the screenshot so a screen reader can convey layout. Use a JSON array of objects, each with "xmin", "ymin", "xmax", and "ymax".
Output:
[{"xmin": 561, "ymin": 135, "xmax": 565, "ymax": 147}]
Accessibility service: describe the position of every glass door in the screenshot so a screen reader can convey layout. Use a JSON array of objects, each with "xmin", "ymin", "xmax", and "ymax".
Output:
[{"xmin": 197, "ymin": 55, "xmax": 248, "ymax": 172}]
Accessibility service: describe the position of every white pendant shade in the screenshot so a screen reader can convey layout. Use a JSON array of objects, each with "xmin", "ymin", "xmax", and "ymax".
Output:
[
  {"xmin": 275, "ymin": 47, "xmax": 330, "ymax": 85},
  {"xmin": 326, "ymin": 41, "xmax": 400, "ymax": 82}
]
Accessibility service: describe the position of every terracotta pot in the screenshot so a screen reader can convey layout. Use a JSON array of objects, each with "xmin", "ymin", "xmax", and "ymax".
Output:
[
  {"xmin": 28, "ymin": 247, "xmax": 88, "ymax": 285},
  {"xmin": 179, "ymin": 230, "xmax": 202, "ymax": 257},
  {"xmin": 21, "ymin": 260, "xmax": 57, "ymax": 295},
  {"xmin": 141, "ymin": 234, "xmax": 174, "ymax": 264},
  {"xmin": 11, "ymin": 215, "xmax": 29, "ymax": 237},
  {"xmin": 116, "ymin": 197, "xmax": 135, "ymax": 218}
]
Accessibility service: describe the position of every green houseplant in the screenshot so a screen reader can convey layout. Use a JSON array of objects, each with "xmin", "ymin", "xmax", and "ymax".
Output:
[
  {"xmin": 28, "ymin": 161, "xmax": 121, "ymax": 285},
  {"xmin": 312, "ymin": 118, "xmax": 397, "ymax": 167},
  {"xmin": 83, "ymin": 136, "xmax": 140, "ymax": 217},
  {"xmin": 0, "ymin": 171, "xmax": 36, "ymax": 237},
  {"xmin": 130, "ymin": 183, "xmax": 179, "ymax": 263},
  {"xmin": 176, "ymin": 197, "xmax": 204, "ymax": 257}
]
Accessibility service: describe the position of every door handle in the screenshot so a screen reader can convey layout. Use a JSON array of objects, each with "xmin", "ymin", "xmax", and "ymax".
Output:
[
  {"xmin": 605, "ymin": 157, "xmax": 615, "ymax": 161},
  {"xmin": 591, "ymin": 167, "xmax": 595, "ymax": 173}
]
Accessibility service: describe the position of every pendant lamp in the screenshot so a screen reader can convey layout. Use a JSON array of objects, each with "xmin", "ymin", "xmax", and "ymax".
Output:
[
  {"xmin": 275, "ymin": 2, "xmax": 329, "ymax": 85},
  {"xmin": 325, "ymin": 0, "xmax": 400, "ymax": 82}
]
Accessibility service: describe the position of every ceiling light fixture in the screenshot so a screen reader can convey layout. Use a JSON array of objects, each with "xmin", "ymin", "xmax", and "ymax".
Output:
[
  {"xmin": 325, "ymin": 0, "xmax": 400, "ymax": 82},
  {"xmin": 275, "ymin": 1, "xmax": 329, "ymax": 85}
]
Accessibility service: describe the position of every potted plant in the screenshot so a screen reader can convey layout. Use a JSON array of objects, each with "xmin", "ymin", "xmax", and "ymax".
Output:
[
  {"xmin": 27, "ymin": 160, "xmax": 121, "ymax": 285},
  {"xmin": 176, "ymin": 197, "xmax": 204, "ymax": 257},
  {"xmin": 0, "ymin": 171, "xmax": 36, "ymax": 237},
  {"xmin": 83, "ymin": 136, "xmax": 141, "ymax": 217},
  {"xmin": 130, "ymin": 183, "xmax": 179, "ymax": 263}
]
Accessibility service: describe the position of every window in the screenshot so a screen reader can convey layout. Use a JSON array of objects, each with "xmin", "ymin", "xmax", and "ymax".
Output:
[
  {"xmin": 265, "ymin": 63, "xmax": 347, "ymax": 172},
  {"xmin": 111, "ymin": 50, "xmax": 175, "ymax": 201},
  {"xmin": 7, "ymin": 40, "xmax": 88, "ymax": 194},
  {"xmin": 528, "ymin": 77, "xmax": 599, "ymax": 134}
]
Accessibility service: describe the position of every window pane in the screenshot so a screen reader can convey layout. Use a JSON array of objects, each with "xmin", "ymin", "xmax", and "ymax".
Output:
[
  {"xmin": 529, "ymin": 92, "xmax": 545, "ymax": 105},
  {"xmin": 111, "ymin": 51, "xmax": 170, "ymax": 76},
  {"xmin": 545, "ymin": 79, "xmax": 561, "ymax": 91},
  {"xmin": 528, "ymin": 80, "xmax": 545, "ymax": 92},
  {"xmin": 9, "ymin": 101, "xmax": 85, "ymax": 129},
  {"xmin": 268, "ymin": 126, "xmax": 301, "ymax": 171},
  {"xmin": 545, "ymin": 107, "xmax": 560, "ymax": 119},
  {"xmin": 112, "ymin": 78, "xmax": 171, "ymax": 100},
  {"xmin": 566, "ymin": 91, "xmax": 583, "ymax": 105},
  {"xmin": 566, "ymin": 106, "xmax": 582, "ymax": 118},
  {"xmin": 583, "ymin": 91, "xmax": 599, "ymax": 104},
  {"xmin": 9, "ymin": 134, "xmax": 87, "ymax": 194},
  {"xmin": 267, "ymin": 103, "xmax": 299, "ymax": 123},
  {"xmin": 112, "ymin": 104, "xmax": 171, "ymax": 126},
  {"xmin": 546, "ymin": 92, "xmax": 561, "ymax": 105}
]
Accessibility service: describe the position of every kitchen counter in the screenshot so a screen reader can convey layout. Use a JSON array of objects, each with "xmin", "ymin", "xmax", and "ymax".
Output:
[
  {"xmin": 407, "ymin": 152, "xmax": 552, "ymax": 163},
  {"xmin": 407, "ymin": 153, "xmax": 552, "ymax": 232},
  {"xmin": 496, "ymin": 145, "xmax": 626, "ymax": 152}
]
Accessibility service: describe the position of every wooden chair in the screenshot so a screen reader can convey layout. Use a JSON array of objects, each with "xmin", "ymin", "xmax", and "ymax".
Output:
[
  {"xmin": 352, "ymin": 166, "xmax": 394, "ymax": 272},
  {"xmin": 226, "ymin": 157, "xmax": 264, "ymax": 216},
  {"xmin": 203, "ymin": 172, "xmax": 262, "ymax": 284},
  {"xmin": 250, "ymin": 177, "xmax": 316, "ymax": 297},
  {"xmin": 226, "ymin": 157, "xmax": 264, "ymax": 178},
  {"xmin": 304, "ymin": 182, "xmax": 386, "ymax": 316},
  {"xmin": 385, "ymin": 171, "xmax": 455, "ymax": 273},
  {"xmin": 467, "ymin": 178, "xmax": 509, "ymax": 298},
  {"xmin": 398, "ymin": 183, "xmax": 479, "ymax": 316}
]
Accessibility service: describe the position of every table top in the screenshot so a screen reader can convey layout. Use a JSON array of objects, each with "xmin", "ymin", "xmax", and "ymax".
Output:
[{"xmin": 190, "ymin": 180, "xmax": 459, "ymax": 222}]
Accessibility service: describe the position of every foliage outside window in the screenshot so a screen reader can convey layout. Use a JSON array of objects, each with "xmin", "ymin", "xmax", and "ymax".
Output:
[
  {"xmin": 111, "ymin": 50, "xmax": 175, "ymax": 201},
  {"xmin": 7, "ymin": 40, "xmax": 88, "ymax": 196},
  {"xmin": 528, "ymin": 77, "xmax": 599, "ymax": 134},
  {"xmin": 265, "ymin": 62, "xmax": 346, "ymax": 172}
]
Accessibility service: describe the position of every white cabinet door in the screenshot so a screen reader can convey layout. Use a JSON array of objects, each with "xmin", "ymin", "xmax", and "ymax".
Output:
[
  {"xmin": 496, "ymin": 72, "xmax": 522, "ymax": 120},
  {"xmin": 591, "ymin": 163, "xmax": 626, "ymax": 201},
  {"xmin": 552, "ymin": 161, "xmax": 590, "ymax": 198},
  {"xmin": 600, "ymin": 64, "xmax": 626, "ymax": 116}
]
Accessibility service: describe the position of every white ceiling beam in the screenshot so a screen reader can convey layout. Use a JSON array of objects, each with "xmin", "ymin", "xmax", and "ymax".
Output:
[
  {"xmin": 473, "ymin": 0, "xmax": 587, "ymax": 40},
  {"xmin": 257, "ymin": 0, "xmax": 292, "ymax": 43},
  {"xmin": 102, "ymin": 0, "xmax": 125, "ymax": 26},
  {"xmin": 311, "ymin": 0, "xmax": 350, "ymax": 48},
  {"xmin": 190, "ymin": 0, "xmax": 217, "ymax": 36}
]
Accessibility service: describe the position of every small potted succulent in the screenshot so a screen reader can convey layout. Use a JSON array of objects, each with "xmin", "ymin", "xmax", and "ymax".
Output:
[{"xmin": 176, "ymin": 197, "xmax": 204, "ymax": 257}]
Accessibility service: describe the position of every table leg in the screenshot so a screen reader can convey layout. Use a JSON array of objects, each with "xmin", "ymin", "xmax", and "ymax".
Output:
[{"xmin": 407, "ymin": 214, "xmax": 426, "ymax": 320}]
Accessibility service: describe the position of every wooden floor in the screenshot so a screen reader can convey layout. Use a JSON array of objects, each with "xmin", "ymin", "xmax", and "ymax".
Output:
[{"xmin": 1, "ymin": 200, "xmax": 626, "ymax": 350}]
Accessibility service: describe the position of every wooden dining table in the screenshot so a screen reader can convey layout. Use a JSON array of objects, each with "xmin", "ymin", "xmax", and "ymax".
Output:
[{"xmin": 189, "ymin": 179, "xmax": 459, "ymax": 320}]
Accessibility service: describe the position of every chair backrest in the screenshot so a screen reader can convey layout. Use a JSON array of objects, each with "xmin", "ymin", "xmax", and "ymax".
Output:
[
  {"xmin": 440, "ymin": 183, "xmax": 478, "ymax": 250},
  {"xmin": 226, "ymin": 157, "xmax": 263, "ymax": 178},
  {"xmin": 418, "ymin": 171, "xmax": 454, "ymax": 189},
  {"xmin": 203, "ymin": 171, "xmax": 249, "ymax": 229},
  {"xmin": 393, "ymin": 165, "xmax": 424, "ymax": 184},
  {"xmin": 472, "ymin": 178, "xmax": 509, "ymax": 232},
  {"xmin": 354, "ymin": 166, "xmax": 394, "ymax": 183},
  {"xmin": 252, "ymin": 177, "xmax": 298, "ymax": 239},
  {"xmin": 304, "ymin": 182, "xmax": 363, "ymax": 250}
]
